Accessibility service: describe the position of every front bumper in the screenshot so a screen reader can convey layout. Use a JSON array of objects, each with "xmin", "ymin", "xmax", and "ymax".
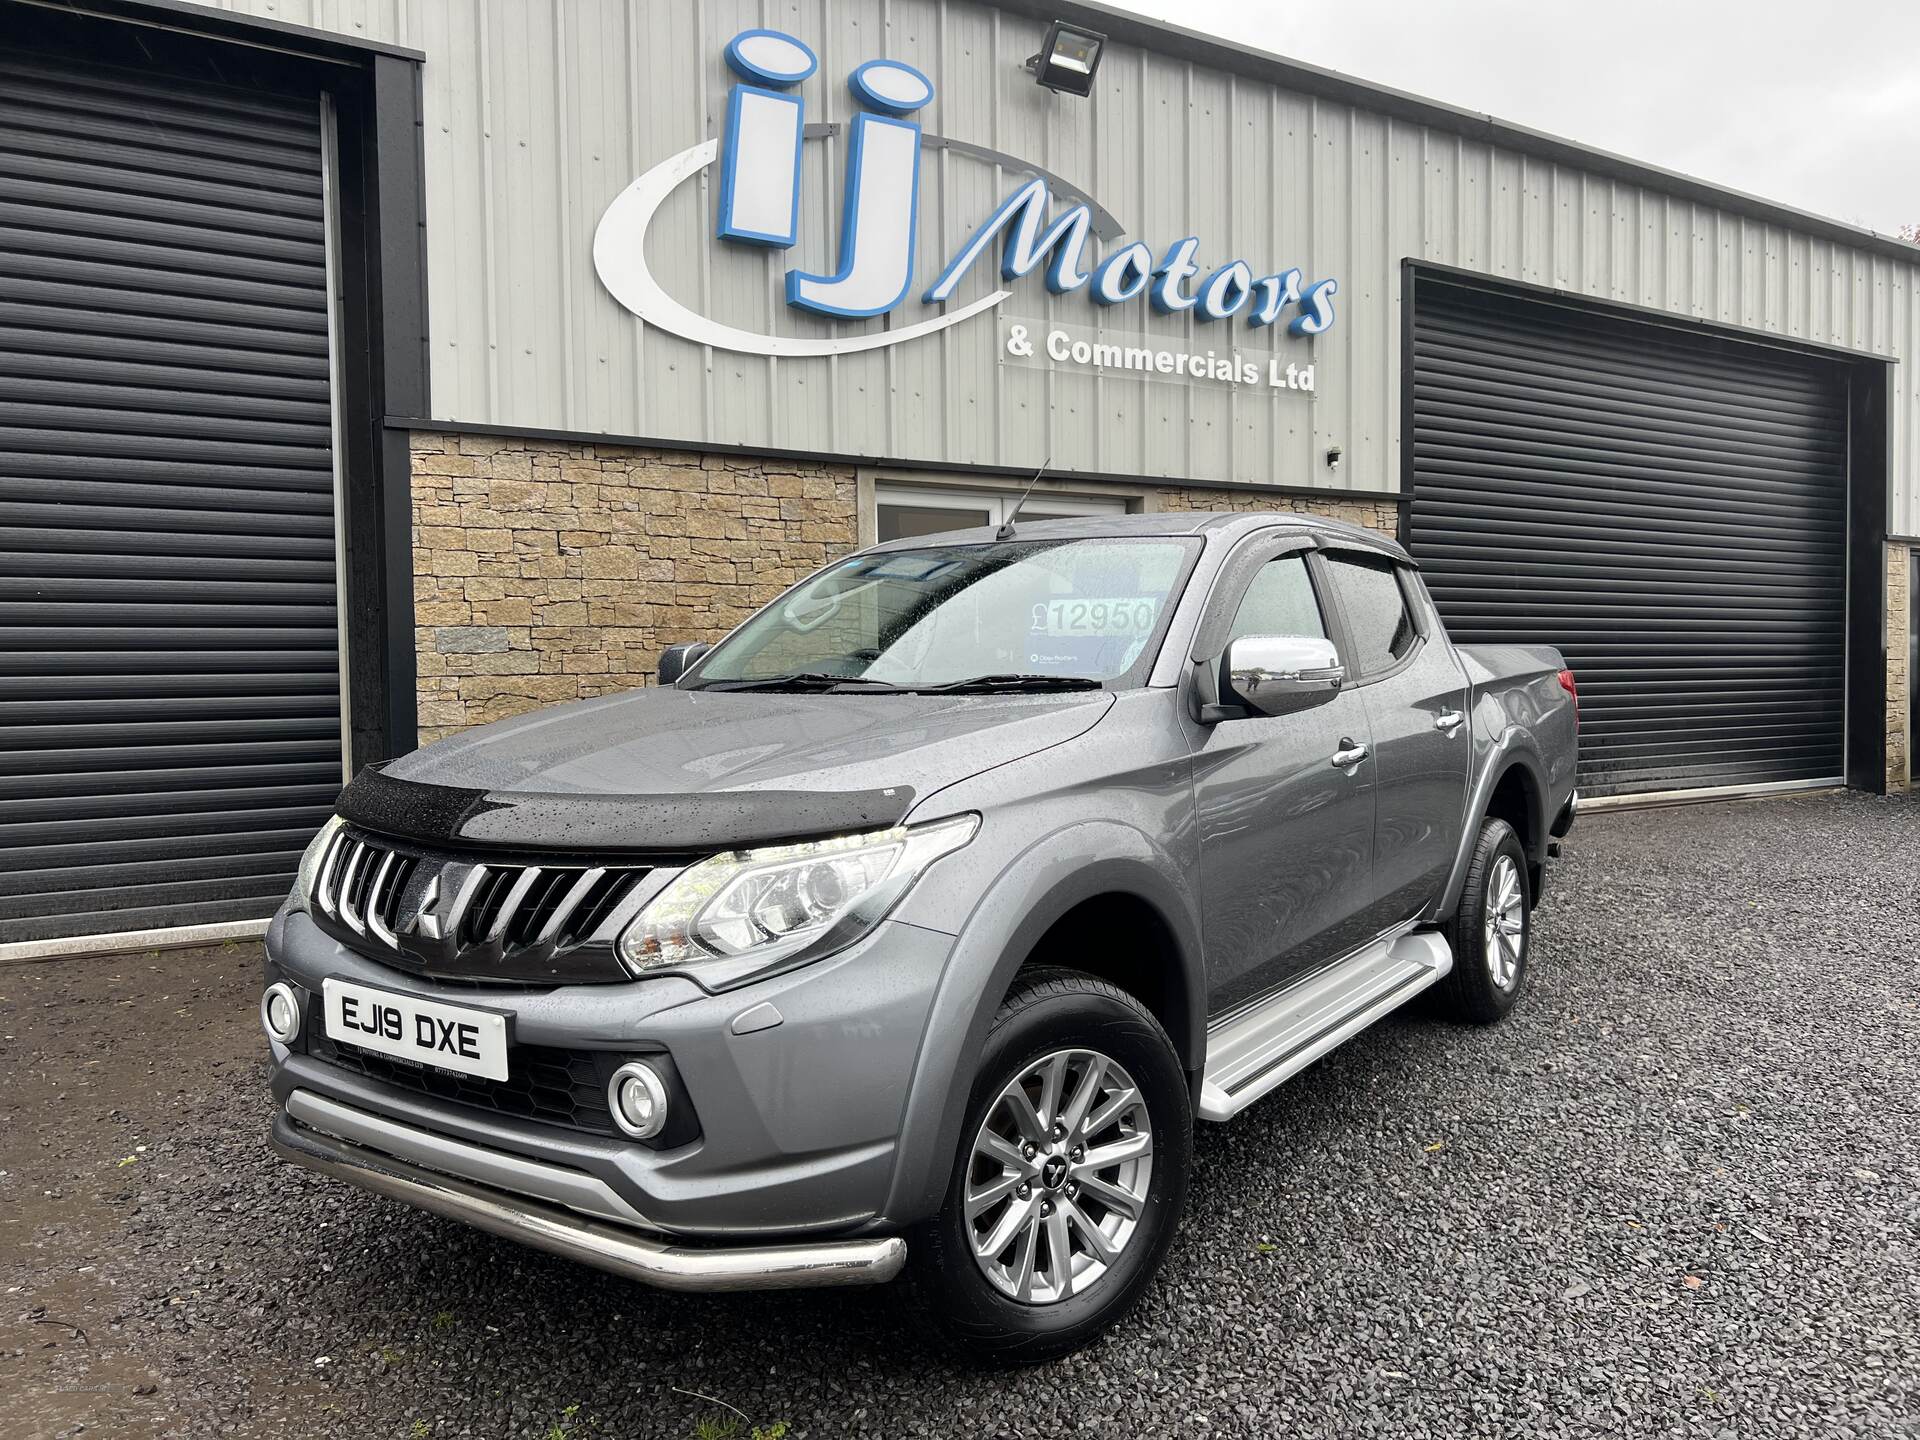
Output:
[
  {"xmin": 273, "ymin": 1097, "xmax": 905, "ymax": 1291},
  {"xmin": 264, "ymin": 905, "xmax": 957, "ymax": 1239}
]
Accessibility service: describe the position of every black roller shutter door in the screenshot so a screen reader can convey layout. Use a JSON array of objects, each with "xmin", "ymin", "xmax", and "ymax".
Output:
[
  {"xmin": 1408, "ymin": 276, "xmax": 1849, "ymax": 798},
  {"xmin": 0, "ymin": 49, "xmax": 342, "ymax": 943}
]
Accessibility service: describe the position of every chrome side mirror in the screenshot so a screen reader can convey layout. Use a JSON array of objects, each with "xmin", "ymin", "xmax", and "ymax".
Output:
[{"xmin": 1199, "ymin": 634, "xmax": 1344, "ymax": 721}]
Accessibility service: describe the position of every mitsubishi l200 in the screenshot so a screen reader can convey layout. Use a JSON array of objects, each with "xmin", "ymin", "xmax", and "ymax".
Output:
[{"xmin": 260, "ymin": 511, "xmax": 1577, "ymax": 1360}]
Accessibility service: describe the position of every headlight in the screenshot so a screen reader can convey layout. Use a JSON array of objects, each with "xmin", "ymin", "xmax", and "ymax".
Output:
[
  {"xmin": 618, "ymin": 814, "xmax": 977, "ymax": 983},
  {"xmin": 289, "ymin": 815, "xmax": 345, "ymax": 912}
]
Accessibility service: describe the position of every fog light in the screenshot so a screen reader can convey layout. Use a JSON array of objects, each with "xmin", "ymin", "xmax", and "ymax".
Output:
[
  {"xmin": 261, "ymin": 982, "xmax": 302, "ymax": 1045},
  {"xmin": 608, "ymin": 1061, "xmax": 670, "ymax": 1141}
]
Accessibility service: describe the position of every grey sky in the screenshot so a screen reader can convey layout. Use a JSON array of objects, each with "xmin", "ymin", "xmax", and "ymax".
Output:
[{"xmin": 1109, "ymin": 0, "xmax": 1920, "ymax": 237}]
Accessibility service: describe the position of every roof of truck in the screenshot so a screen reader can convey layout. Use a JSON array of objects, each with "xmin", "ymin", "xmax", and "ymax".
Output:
[{"xmin": 866, "ymin": 508, "xmax": 1413, "ymax": 560}]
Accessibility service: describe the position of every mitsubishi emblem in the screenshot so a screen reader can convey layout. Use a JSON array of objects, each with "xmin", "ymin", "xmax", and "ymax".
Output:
[{"xmin": 401, "ymin": 873, "xmax": 444, "ymax": 940}]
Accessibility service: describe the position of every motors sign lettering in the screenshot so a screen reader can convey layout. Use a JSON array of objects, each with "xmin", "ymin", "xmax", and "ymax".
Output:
[{"xmin": 593, "ymin": 30, "xmax": 1339, "ymax": 361}]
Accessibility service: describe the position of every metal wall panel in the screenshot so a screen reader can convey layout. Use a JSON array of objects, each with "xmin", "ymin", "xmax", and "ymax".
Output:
[
  {"xmin": 0, "ymin": 46, "xmax": 341, "ymax": 942},
  {"xmin": 194, "ymin": 0, "xmax": 1919, "ymax": 531},
  {"xmin": 1409, "ymin": 276, "xmax": 1849, "ymax": 796}
]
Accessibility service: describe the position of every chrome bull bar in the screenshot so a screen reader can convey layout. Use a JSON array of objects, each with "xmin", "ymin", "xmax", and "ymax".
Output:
[{"xmin": 272, "ymin": 1099, "xmax": 906, "ymax": 1293}]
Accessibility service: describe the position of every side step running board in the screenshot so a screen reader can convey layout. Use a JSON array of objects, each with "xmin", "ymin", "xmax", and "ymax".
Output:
[{"xmin": 1197, "ymin": 929, "xmax": 1453, "ymax": 1122}]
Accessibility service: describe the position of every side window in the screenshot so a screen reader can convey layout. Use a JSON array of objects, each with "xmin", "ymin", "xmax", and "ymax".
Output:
[
  {"xmin": 1227, "ymin": 554, "xmax": 1327, "ymax": 644},
  {"xmin": 1323, "ymin": 553, "xmax": 1419, "ymax": 675}
]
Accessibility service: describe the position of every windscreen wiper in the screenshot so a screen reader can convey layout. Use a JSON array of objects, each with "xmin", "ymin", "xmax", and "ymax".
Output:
[
  {"xmin": 917, "ymin": 673, "xmax": 1104, "ymax": 693},
  {"xmin": 695, "ymin": 672, "xmax": 909, "ymax": 693},
  {"xmin": 697, "ymin": 671, "xmax": 1102, "ymax": 694}
]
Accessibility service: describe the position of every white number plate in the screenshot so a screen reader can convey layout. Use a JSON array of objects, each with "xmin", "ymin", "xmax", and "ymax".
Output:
[{"xmin": 321, "ymin": 978, "xmax": 509, "ymax": 1081}]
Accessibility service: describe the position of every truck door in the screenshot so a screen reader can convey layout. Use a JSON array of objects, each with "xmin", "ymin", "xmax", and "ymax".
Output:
[
  {"xmin": 1187, "ymin": 538, "xmax": 1377, "ymax": 1017},
  {"xmin": 1317, "ymin": 549, "xmax": 1471, "ymax": 933}
]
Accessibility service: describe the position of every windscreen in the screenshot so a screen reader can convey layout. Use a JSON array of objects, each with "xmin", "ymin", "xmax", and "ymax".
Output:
[{"xmin": 689, "ymin": 538, "xmax": 1198, "ymax": 690}]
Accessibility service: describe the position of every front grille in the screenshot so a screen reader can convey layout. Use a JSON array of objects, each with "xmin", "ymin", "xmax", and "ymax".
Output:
[
  {"xmin": 305, "ymin": 1023, "xmax": 621, "ymax": 1135},
  {"xmin": 310, "ymin": 828, "xmax": 650, "ymax": 983}
]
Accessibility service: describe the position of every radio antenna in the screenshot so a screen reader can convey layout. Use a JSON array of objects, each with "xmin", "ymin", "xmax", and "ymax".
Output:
[{"xmin": 996, "ymin": 456, "xmax": 1051, "ymax": 541}]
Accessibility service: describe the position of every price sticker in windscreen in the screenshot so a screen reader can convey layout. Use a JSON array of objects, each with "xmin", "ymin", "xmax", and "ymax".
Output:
[{"xmin": 1029, "ymin": 597, "xmax": 1158, "ymax": 639}]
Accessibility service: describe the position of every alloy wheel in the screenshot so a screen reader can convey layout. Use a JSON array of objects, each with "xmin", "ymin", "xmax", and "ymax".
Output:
[
  {"xmin": 1483, "ymin": 853, "xmax": 1526, "ymax": 989},
  {"xmin": 963, "ymin": 1047, "xmax": 1153, "ymax": 1305}
]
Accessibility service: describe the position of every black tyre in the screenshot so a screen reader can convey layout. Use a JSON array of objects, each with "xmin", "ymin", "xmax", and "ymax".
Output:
[
  {"xmin": 1436, "ymin": 817, "xmax": 1532, "ymax": 1024},
  {"xmin": 908, "ymin": 967, "xmax": 1191, "ymax": 1364}
]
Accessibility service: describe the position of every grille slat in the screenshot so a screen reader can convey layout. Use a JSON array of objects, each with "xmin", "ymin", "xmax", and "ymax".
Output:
[
  {"xmin": 307, "ymin": 828, "xmax": 647, "ymax": 983},
  {"xmin": 364, "ymin": 851, "xmax": 415, "ymax": 946},
  {"xmin": 314, "ymin": 829, "xmax": 347, "ymax": 914},
  {"xmin": 494, "ymin": 866, "xmax": 549, "ymax": 946},
  {"xmin": 385, "ymin": 855, "xmax": 417, "ymax": 928},
  {"xmin": 561, "ymin": 870, "xmax": 642, "ymax": 949},
  {"xmin": 337, "ymin": 839, "xmax": 373, "ymax": 934},
  {"xmin": 540, "ymin": 868, "xmax": 606, "ymax": 946},
  {"xmin": 462, "ymin": 866, "xmax": 519, "ymax": 946},
  {"xmin": 363, "ymin": 848, "xmax": 397, "ymax": 943},
  {"xmin": 510, "ymin": 868, "xmax": 575, "ymax": 947}
]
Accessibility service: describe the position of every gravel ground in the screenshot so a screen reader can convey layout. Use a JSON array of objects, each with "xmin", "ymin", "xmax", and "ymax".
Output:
[{"xmin": 4, "ymin": 791, "xmax": 1918, "ymax": 1439}]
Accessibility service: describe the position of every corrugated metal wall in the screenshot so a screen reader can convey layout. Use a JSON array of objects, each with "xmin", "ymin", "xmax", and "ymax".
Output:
[{"xmin": 193, "ymin": 0, "xmax": 1919, "ymax": 533}]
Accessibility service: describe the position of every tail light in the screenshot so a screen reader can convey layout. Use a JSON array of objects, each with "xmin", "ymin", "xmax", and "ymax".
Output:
[{"xmin": 1556, "ymin": 668, "xmax": 1578, "ymax": 726}]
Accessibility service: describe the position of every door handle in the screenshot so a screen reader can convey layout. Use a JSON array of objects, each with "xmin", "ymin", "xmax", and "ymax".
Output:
[
  {"xmin": 1331, "ymin": 740, "xmax": 1370, "ymax": 769},
  {"xmin": 1434, "ymin": 709, "xmax": 1465, "ymax": 733}
]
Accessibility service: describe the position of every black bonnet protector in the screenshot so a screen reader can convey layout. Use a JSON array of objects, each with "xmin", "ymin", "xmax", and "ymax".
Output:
[{"xmin": 334, "ymin": 764, "xmax": 917, "ymax": 857}]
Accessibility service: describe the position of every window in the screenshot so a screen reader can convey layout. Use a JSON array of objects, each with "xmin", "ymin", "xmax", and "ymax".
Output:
[
  {"xmin": 689, "ymin": 537, "xmax": 1198, "ymax": 689},
  {"xmin": 1323, "ymin": 553, "xmax": 1419, "ymax": 675},
  {"xmin": 1227, "ymin": 554, "xmax": 1326, "ymax": 644},
  {"xmin": 875, "ymin": 482, "xmax": 1126, "ymax": 544}
]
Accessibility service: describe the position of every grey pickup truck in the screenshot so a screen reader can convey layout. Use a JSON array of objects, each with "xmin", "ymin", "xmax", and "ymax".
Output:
[{"xmin": 260, "ymin": 511, "xmax": 1577, "ymax": 1361}]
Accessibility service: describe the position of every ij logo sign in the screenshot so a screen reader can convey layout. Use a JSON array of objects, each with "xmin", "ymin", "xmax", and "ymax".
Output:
[{"xmin": 592, "ymin": 29, "xmax": 1338, "ymax": 359}]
